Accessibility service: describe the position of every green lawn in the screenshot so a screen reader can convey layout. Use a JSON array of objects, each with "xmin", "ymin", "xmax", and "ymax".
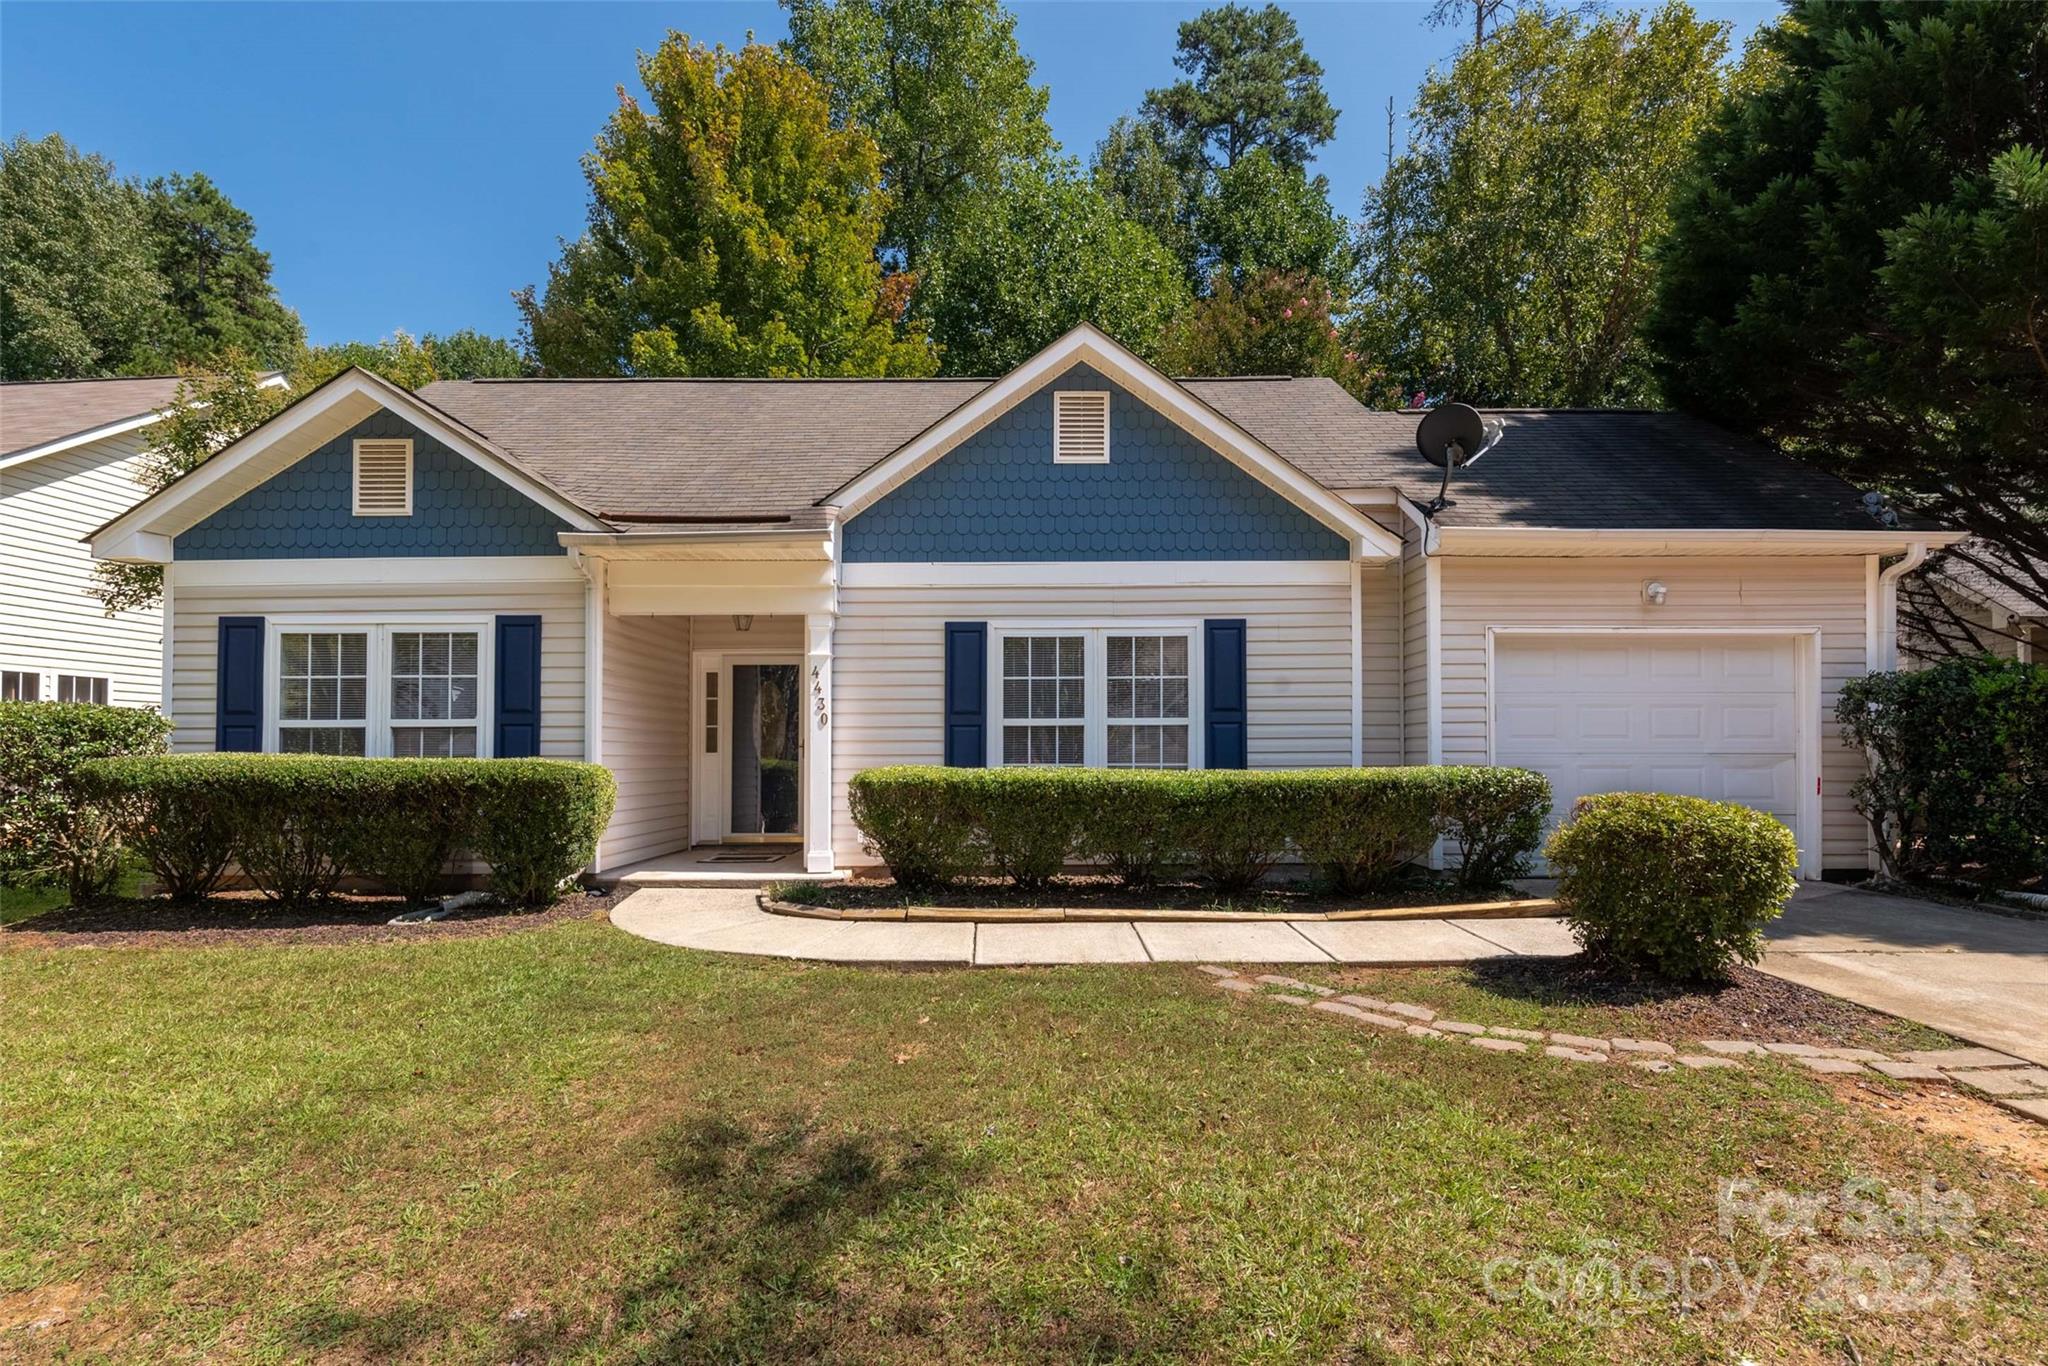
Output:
[{"xmin": 3, "ymin": 911, "xmax": 2043, "ymax": 1363}]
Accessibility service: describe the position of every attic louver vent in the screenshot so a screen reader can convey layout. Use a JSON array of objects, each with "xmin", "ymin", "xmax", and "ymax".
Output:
[
  {"xmin": 1053, "ymin": 391, "xmax": 1110, "ymax": 464},
  {"xmin": 352, "ymin": 439, "xmax": 413, "ymax": 516}
]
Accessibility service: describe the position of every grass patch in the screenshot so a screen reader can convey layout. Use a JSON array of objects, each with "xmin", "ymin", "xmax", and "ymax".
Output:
[{"xmin": 2, "ymin": 911, "xmax": 2042, "ymax": 1362}]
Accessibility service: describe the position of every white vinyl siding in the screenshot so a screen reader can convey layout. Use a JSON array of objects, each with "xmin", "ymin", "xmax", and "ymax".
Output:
[
  {"xmin": 0, "ymin": 431, "xmax": 164, "ymax": 708},
  {"xmin": 831, "ymin": 578, "xmax": 1353, "ymax": 864},
  {"xmin": 1400, "ymin": 522, "xmax": 1431, "ymax": 765},
  {"xmin": 169, "ymin": 572, "xmax": 585, "ymax": 757},
  {"xmin": 1437, "ymin": 556, "xmax": 1873, "ymax": 870},
  {"xmin": 1358, "ymin": 556, "xmax": 1403, "ymax": 765},
  {"xmin": 599, "ymin": 612, "xmax": 693, "ymax": 870}
]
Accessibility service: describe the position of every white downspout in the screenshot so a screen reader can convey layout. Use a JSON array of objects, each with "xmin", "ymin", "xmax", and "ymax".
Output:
[{"xmin": 1875, "ymin": 540, "xmax": 1930, "ymax": 670}]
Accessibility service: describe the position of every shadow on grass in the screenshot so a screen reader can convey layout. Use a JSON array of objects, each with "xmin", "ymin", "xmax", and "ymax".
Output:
[{"xmin": 600, "ymin": 1112, "xmax": 982, "ymax": 1361}]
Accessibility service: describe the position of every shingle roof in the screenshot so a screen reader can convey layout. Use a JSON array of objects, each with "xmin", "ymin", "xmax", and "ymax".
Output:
[
  {"xmin": 416, "ymin": 373, "xmax": 1908, "ymax": 533},
  {"xmin": 1, "ymin": 375, "xmax": 188, "ymax": 459}
]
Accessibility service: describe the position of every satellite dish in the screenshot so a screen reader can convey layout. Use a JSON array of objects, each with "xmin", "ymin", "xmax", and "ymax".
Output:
[{"xmin": 1414, "ymin": 402, "xmax": 1504, "ymax": 516}]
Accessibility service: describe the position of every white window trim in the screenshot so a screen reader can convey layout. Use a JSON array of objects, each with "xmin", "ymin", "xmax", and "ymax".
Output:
[
  {"xmin": 1, "ymin": 666, "xmax": 113, "ymax": 705},
  {"xmin": 352, "ymin": 438, "xmax": 415, "ymax": 517},
  {"xmin": 264, "ymin": 614, "xmax": 494, "ymax": 758},
  {"xmin": 986, "ymin": 621, "xmax": 1204, "ymax": 769},
  {"xmin": 1051, "ymin": 390, "xmax": 1111, "ymax": 464}
]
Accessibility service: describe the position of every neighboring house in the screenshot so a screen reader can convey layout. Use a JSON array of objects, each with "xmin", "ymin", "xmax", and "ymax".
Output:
[
  {"xmin": 0, "ymin": 377, "xmax": 240, "ymax": 708},
  {"xmin": 1900, "ymin": 539, "xmax": 2044, "ymax": 666},
  {"xmin": 89, "ymin": 325, "xmax": 1959, "ymax": 879}
]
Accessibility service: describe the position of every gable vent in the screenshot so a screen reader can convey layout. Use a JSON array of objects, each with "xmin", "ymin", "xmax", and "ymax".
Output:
[
  {"xmin": 352, "ymin": 439, "xmax": 413, "ymax": 516},
  {"xmin": 1053, "ymin": 391, "xmax": 1110, "ymax": 464}
]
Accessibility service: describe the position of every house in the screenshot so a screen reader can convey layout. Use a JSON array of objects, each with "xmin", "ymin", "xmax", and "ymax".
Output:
[
  {"xmin": 1900, "ymin": 539, "xmax": 2043, "ymax": 665},
  {"xmin": 87, "ymin": 325, "xmax": 1960, "ymax": 880},
  {"xmin": 2, "ymin": 373, "xmax": 285, "ymax": 708}
]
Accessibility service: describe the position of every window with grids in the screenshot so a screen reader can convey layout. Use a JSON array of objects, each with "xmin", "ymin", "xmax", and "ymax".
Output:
[
  {"xmin": 1001, "ymin": 635, "xmax": 1086, "ymax": 765},
  {"xmin": 57, "ymin": 674, "xmax": 110, "ymax": 704},
  {"xmin": 1106, "ymin": 634, "xmax": 1190, "ymax": 768},
  {"xmin": 390, "ymin": 631, "xmax": 480, "ymax": 756},
  {"xmin": 278, "ymin": 632, "xmax": 368, "ymax": 754},
  {"xmin": 2, "ymin": 670, "xmax": 37, "ymax": 701}
]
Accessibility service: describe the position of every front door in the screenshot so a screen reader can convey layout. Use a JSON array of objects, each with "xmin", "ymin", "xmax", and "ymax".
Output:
[{"xmin": 726, "ymin": 660, "xmax": 802, "ymax": 839}]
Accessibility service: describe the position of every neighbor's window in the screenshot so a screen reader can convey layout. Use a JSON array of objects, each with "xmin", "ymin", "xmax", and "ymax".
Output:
[
  {"xmin": 2, "ymin": 670, "xmax": 38, "ymax": 701},
  {"xmin": 56, "ymin": 674, "xmax": 110, "ymax": 705},
  {"xmin": 389, "ymin": 631, "xmax": 479, "ymax": 757},
  {"xmin": 278, "ymin": 631, "xmax": 369, "ymax": 755},
  {"xmin": 1106, "ymin": 634, "xmax": 1190, "ymax": 768},
  {"xmin": 1001, "ymin": 634, "xmax": 1086, "ymax": 765}
]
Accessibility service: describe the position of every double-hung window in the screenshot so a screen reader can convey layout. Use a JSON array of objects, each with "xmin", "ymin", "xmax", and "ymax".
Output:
[
  {"xmin": 272, "ymin": 621, "xmax": 488, "ymax": 758},
  {"xmin": 992, "ymin": 625, "xmax": 1200, "ymax": 769}
]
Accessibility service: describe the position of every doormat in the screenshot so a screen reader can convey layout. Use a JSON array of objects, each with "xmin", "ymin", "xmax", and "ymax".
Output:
[{"xmin": 705, "ymin": 852, "xmax": 792, "ymax": 864}]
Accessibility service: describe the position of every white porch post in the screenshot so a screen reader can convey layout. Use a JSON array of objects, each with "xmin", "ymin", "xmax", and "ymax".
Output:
[{"xmin": 802, "ymin": 612, "xmax": 836, "ymax": 873}]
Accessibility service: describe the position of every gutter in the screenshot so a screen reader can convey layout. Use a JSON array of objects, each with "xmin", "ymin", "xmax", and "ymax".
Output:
[{"xmin": 1875, "ymin": 539, "xmax": 1931, "ymax": 670}]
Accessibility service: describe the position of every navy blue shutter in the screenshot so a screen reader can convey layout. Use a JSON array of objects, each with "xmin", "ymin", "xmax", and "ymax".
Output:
[
  {"xmin": 1204, "ymin": 619, "xmax": 1247, "ymax": 769},
  {"xmin": 943, "ymin": 621, "xmax": 987, "ymax": 767},
  {"xmin": 494, "ymin": 615, "xmax": 543, "ymax": 757},
  {"xmin": 215, "ymin": 616, "xmax": 264, "ymax": 752}
]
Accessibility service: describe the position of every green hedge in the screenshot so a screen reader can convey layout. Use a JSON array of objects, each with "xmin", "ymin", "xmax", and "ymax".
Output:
[
  {"xmin": 78, "ymin": 755, "xmax": 615, "ymax": 909},
  {"xmin": 1837, "ymin": 657, "xmax": 2046, "ymax": 888},
  {"xmin": 847, "ymin": 765, "xmax": 1552, "ymax": 894},
  {"xmin": 1, "ymin": 702, "xmax": 172, "ymax": 902},
  {"xmin": 1546, "ymin": 792, "xmax": 1798, "ymax": 982}
]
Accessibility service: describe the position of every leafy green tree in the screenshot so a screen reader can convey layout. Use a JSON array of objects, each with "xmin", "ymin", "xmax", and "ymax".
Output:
[
  {"xmin": 297, "ymin": 331, "xmax": 440, "ymax": 390},
  {"xmin": 142, "ymin": 172, "xmax": 304, "ymax": 371},
  {"xmin": 1160, "ymin": 269, "xmax": 1389, "ymax": 402},
  {"xmin": 1142, "ymin": 3, "xmax": 1338, "ymax": 174},
  {"xmin": 1, "ymin": 133, "xmax": 169, "ymax": 379},
  {"xmin": 915, "ymin": 162, "xmax": 1189, "ymax": 374},
  {"xmin": 781, "ymin": 0, "xmax": 1051, "ymax": 272},
  {"xmin": 422, "ymin": 329, "xmax": 531, "ymax": 379},
  {"xmin": 1197, "ymin": 149, "xmax": 1347, "ymax": 288},
  {"xmin": 519, "ymin": 35, "xmax": 935, "ymax": 378},
  {"xmin": 1355, "ymin": 3, "xmax": 1728, "ymax": 406},
  {"xmin": 1091, "ymin": 116, "xmax": 1200, "ymax": 279},
  {"xmin": 1650, "ymin": 1, "xmax": 2048, "ymax": 608}
]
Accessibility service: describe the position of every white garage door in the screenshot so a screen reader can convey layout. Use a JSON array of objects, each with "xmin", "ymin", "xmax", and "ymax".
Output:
[{"xmin": 1493, "ymin": 635, "xmax": 1802, "ymax": 848}]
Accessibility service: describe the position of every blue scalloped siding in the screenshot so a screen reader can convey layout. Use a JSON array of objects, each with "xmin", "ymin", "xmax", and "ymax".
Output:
[
  {"xmin": 840, "ymin": 364, "xmax": 1346, "ymax": 561},
  {"xmin": 174, "ymin": 411, "xmax": 572, "ymax": 560}
]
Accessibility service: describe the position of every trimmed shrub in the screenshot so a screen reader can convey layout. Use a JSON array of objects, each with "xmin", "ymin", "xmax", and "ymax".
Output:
[
  {"xmin": 76, "ymin": 755, "xmax": 615, "ymax": 910},
  {"xmin": 0, "ymin": 702, "xmax": 171, "ymax": 902},
  {"xmin": 1290, "ymin": 769, "xmax": 1438, "ymax": 893},
  {"xmin": 847, "ymin": 764, "xmax": 1554, "ymax": 896},
  {"xmin": 1546, "ymin": 792, "xmax": 1798, "ymax": 982},
  {"xmin": 76, "ymin": 756, "xmax": 239, "ymax": 900},
  {"xmin": 1437, "ymin": 767, "xmax": 1553, "ymax": 890},
  {"xmin": 1075, "ymin": 771, "xmax": 1183, "ymax": 889},
  {"xmin": 1838, "ymin": 658, "xmax": 2046, "ymax": 887},
  {"xmin": 468, "ymin": 760, "xmax": 615, "ymax": 906},
  {"xmin": 848, "ymin": 766, "xmax": 977, "ymax": 891}
]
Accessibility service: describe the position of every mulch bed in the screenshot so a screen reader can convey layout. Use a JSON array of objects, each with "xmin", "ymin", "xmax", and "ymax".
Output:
[
  {"xmin": 1451, "ymin": 956, "xmax": 1942, "ymax": 1049},
  {"xmin": 0, "ymin": 888, "xmax": 624, "ymax": 950},
  {"xmin": 799, "ymin": 871, "xmax": 1527, "ymax": 915}
]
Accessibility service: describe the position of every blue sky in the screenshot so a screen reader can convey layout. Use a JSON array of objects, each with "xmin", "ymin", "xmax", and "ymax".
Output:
[{"xmin": 3, "ymin": 1, "xmax": 1776, "ymax": 346}]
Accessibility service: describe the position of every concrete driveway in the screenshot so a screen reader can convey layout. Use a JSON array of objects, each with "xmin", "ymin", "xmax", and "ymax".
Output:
[{"xmin": 1762, "ymin": 884, "xmax": 2048, "ymax": 1066}]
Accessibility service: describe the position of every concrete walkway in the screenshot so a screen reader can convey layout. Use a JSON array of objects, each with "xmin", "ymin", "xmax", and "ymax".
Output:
[
  {"xmin": 1761, "ymin": 883, "xmax": 2048, "ymax": 1067},
  {"xmin": 609, "ymin": 888, "xmax": 1580, "ymax": 967}
]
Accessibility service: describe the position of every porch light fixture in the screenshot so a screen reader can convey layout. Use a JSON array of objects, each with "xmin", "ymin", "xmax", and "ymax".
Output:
[
  {"xmin": 733, "ymin": 614, "xmax": 754, "ymax": 632},
  {"xmin": 1642, "ymin": 581, "xmax": 1669, "ymax": 606}
]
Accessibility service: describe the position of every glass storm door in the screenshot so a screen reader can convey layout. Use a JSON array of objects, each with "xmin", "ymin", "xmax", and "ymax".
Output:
[{"xmin": 728, "ymin": 662, "xmax": 801, "ymax": 838}]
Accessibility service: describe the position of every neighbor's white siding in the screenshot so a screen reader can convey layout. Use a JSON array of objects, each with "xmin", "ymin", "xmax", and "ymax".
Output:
[
  {"xmin": 169, "ymin": 571, "xmax": 585, "ymax": 756},
  {"xmin": 1437, "ymin": 555, "xmax": 1872, "ymax": 870},
  {"xmin": 0, "ymin": 432, "xmax": 163, "ymax": 706},
  {"xmin": 600, "ymin": 612, "xmax": 692, "ymax": 870},
  {"xmin": 831, "ymin": 578, "xmax": 1354, "ymax": 863}
]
